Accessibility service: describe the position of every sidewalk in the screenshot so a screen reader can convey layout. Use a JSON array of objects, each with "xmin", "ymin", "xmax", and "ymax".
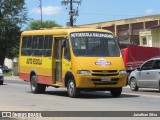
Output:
[{"xmin": 4, "ymin": 76, "xmax": 22, "ymax": 80}]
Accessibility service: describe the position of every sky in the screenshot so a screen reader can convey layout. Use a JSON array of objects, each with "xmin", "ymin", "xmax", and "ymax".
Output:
[{"xmin": 25, "ymin": 0, "xmax": 160, "ymax": 26}]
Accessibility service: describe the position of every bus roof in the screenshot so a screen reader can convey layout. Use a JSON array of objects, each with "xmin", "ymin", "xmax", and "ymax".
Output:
[{"xmin": 21, "ymin": 27, "xmax": 113, "ymax": 36}]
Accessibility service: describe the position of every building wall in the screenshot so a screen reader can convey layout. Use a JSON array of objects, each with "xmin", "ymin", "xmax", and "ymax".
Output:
[
  {"xmin": 145, "ymin": 20, "xmax": 158, "ymax": 28},
  {"xmin": 139, "ymin": 30, "xmax": 152, "ymax": 47},
  {"xmin": 79, "ymin": 14, "xmax": 160, "ymax": 48},
  {"xmin": 4, "ymin": 58, "xmax": 13, "ymax": 69},
  {"xmin": 152, "ymin": 29, "xmax": 160, "ymax": 47},
  {"xmin": 139, "ymin": 28, "xmax": 160, "ymax": 47},
  {"xmin": 80, "ymin": 15, "xmax": 160, "ymax": 29},
  {"xmin": 131, "ymin": 22, "xmax": 144, "ymax": 35},
  {"xmin": 4, "ymin": 58, "xmax": 18, "ymax": 75}
]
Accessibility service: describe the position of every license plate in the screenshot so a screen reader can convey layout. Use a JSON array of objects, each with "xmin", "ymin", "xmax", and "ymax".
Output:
[{"xmin": 101, "ymin": 77, "xmax": 111, "ymax": 82}]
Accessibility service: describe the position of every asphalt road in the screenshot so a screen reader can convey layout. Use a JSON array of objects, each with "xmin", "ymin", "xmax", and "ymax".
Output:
[{"xmin": 0, "ymin": 77, "xmax": 160, "ymax": 120}]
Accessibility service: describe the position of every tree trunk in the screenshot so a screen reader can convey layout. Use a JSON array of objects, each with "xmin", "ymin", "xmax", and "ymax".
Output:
[{"xmin": 0, "ymin": 48, "xmax": 6, "ymax": 66}]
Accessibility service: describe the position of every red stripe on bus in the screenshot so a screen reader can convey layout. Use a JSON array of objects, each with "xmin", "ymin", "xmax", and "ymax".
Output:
[
  {"xmin": 19, "ymin": 73, "xmax": 30, "ymax": 81},
  {"xmin": 20, "ymin": 73, "xmax": 53, "ymax": 85},
  {"xmin": 38, "ymin": 76, "xmax": 53, "ymax": 85}
]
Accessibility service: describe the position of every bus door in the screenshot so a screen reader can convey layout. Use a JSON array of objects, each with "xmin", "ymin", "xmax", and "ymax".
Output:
[{"xmin": 54, "ymin": 38, "xmax": 63, "ymax": 84}]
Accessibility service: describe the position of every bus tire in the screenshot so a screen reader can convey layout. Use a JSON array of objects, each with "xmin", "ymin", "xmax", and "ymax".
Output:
[
  {"xmin": 67, "ymin": 79, "xmax": 79, "ymax": 98},
  {"xmin": 110, "ymin": 87, "xmax": 122, "ymax": 97},
  {"xmin": 30, "ymin": 75, "xmax": 46, "ymax": 94}
]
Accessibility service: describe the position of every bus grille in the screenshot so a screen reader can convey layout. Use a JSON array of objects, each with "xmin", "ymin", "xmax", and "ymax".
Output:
[
  {"xmin": 92, "ymin": 78, "xmax": 119, "ymax": 85},
  {"xmin": 92, "ymin": 70, "xmax": 118, "ymax": 76}
]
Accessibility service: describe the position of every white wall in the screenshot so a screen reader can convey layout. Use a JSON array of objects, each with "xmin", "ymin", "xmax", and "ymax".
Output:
[{"xmin": 4, "ymin": 58, "xmax": 12, "ymax": 69}]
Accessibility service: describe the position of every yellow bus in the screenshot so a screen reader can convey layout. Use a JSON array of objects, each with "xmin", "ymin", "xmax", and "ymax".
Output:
[{"xmin": 19, "ymin": 27, "xmax": 127, "ymax": 98}]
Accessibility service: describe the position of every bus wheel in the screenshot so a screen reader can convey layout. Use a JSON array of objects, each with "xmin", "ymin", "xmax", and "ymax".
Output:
[
  {"xmin": 30, "ymin": 75, "xmax": 46, "ymax": 94},
  {"xmin": 67, "ymin": 79, "xmax": 79, "ymax": 98},
  {"xmin": 110, "ymin": 87, "xmax": 122, "ymax": 97}
]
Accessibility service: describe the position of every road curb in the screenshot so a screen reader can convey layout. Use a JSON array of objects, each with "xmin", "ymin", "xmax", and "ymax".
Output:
[{"xmin": 4, "ymin": 76, "xmax": 22, "ymax": 81}]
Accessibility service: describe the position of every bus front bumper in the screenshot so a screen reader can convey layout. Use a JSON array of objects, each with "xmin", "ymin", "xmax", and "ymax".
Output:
[{"xmin": 75, "ymin": 74, "xmax": 127, "ymax": 88}]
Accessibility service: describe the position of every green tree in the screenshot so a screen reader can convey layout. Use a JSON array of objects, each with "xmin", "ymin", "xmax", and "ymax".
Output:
[
  {"xmin": 25, "ymin": 20, "xmax": 62, "ymax": 30},
  {"xmin": 0, "ymin": 0, "xmax": 28, "ymax": 66}
]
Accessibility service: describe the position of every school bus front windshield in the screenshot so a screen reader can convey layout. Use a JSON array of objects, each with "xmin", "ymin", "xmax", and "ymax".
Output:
[{"xmin": 70, "ymin": 32, "xmax": 120, "ymax": 57}]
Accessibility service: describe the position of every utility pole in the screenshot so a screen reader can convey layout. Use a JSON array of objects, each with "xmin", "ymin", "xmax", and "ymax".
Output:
[
  {"xmin": 39, "ymin": 0, "xmax": 43, "ymax": 27},
  {"xmin": 61, "ymin": 0, "xmax": 81, "ymax": 26},
  {"xmin": 70, "ymin": 0, "xmax": 73, "ymax": 26}
]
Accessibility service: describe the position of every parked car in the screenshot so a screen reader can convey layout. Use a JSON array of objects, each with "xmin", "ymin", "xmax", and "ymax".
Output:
[
  {"xmin": 128, "ymin": 57, "xmax": 160, "ymax": 91},
  {"xmin": 0, "ymin": 65, "xmax": 9, "ymax": 73},
  {"xmin": 0, "ymin": 69, "xmax": 4, "ymax": 85}
]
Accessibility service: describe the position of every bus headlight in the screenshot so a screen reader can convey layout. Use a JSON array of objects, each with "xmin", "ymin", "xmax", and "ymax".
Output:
[
  {"xmin": 119, "ymin": 70, "xmax": 127, "ymax": 75},
  {"xmin": 77, "ymin": 70, "xmax": 91, "ymax": 75}
]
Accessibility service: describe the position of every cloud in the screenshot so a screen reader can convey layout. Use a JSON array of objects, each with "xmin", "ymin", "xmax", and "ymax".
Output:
[
  {"xmin": 145, "ymin": 9, "xmax": 154, "ymax": 14},
  {"xmin": 32, "ymin": 6, "xmax": 63, "ymax": 15}
]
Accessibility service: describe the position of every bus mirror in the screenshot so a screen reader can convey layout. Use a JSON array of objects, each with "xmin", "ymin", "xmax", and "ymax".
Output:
[{"xmin": 62, "ymin": 39, "xmax": 66, "ymax": 47}]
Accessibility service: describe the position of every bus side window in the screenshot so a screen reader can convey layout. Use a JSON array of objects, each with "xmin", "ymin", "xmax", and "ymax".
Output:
[
  {"xmin": 21, "ymin": 36, "xmax": 32, "ymax": 56},
  {"xmin": 43, "ymin": 36, "xmax": 53, "ymax": 57},
  {"xmin": 27, "ymin": 36, "xmax": 32, "ymax": 56},
  {"xmin": 37, "ymin": 36, "xmax": 44, "ymax": 56},
  {"xmin": 32, "ymin": 36, "xmax": 38, "ymax": 56},
  {"xmin": 21, "ymin": 37, "xmax": 28, "ymax": 55},
  {"xmin": 64, "ymin": 39, "xmax": 71, "ymax": 61},
  {"xmin": 31, "ymin": 36, "xmax": 44, "ymax": 56}
]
